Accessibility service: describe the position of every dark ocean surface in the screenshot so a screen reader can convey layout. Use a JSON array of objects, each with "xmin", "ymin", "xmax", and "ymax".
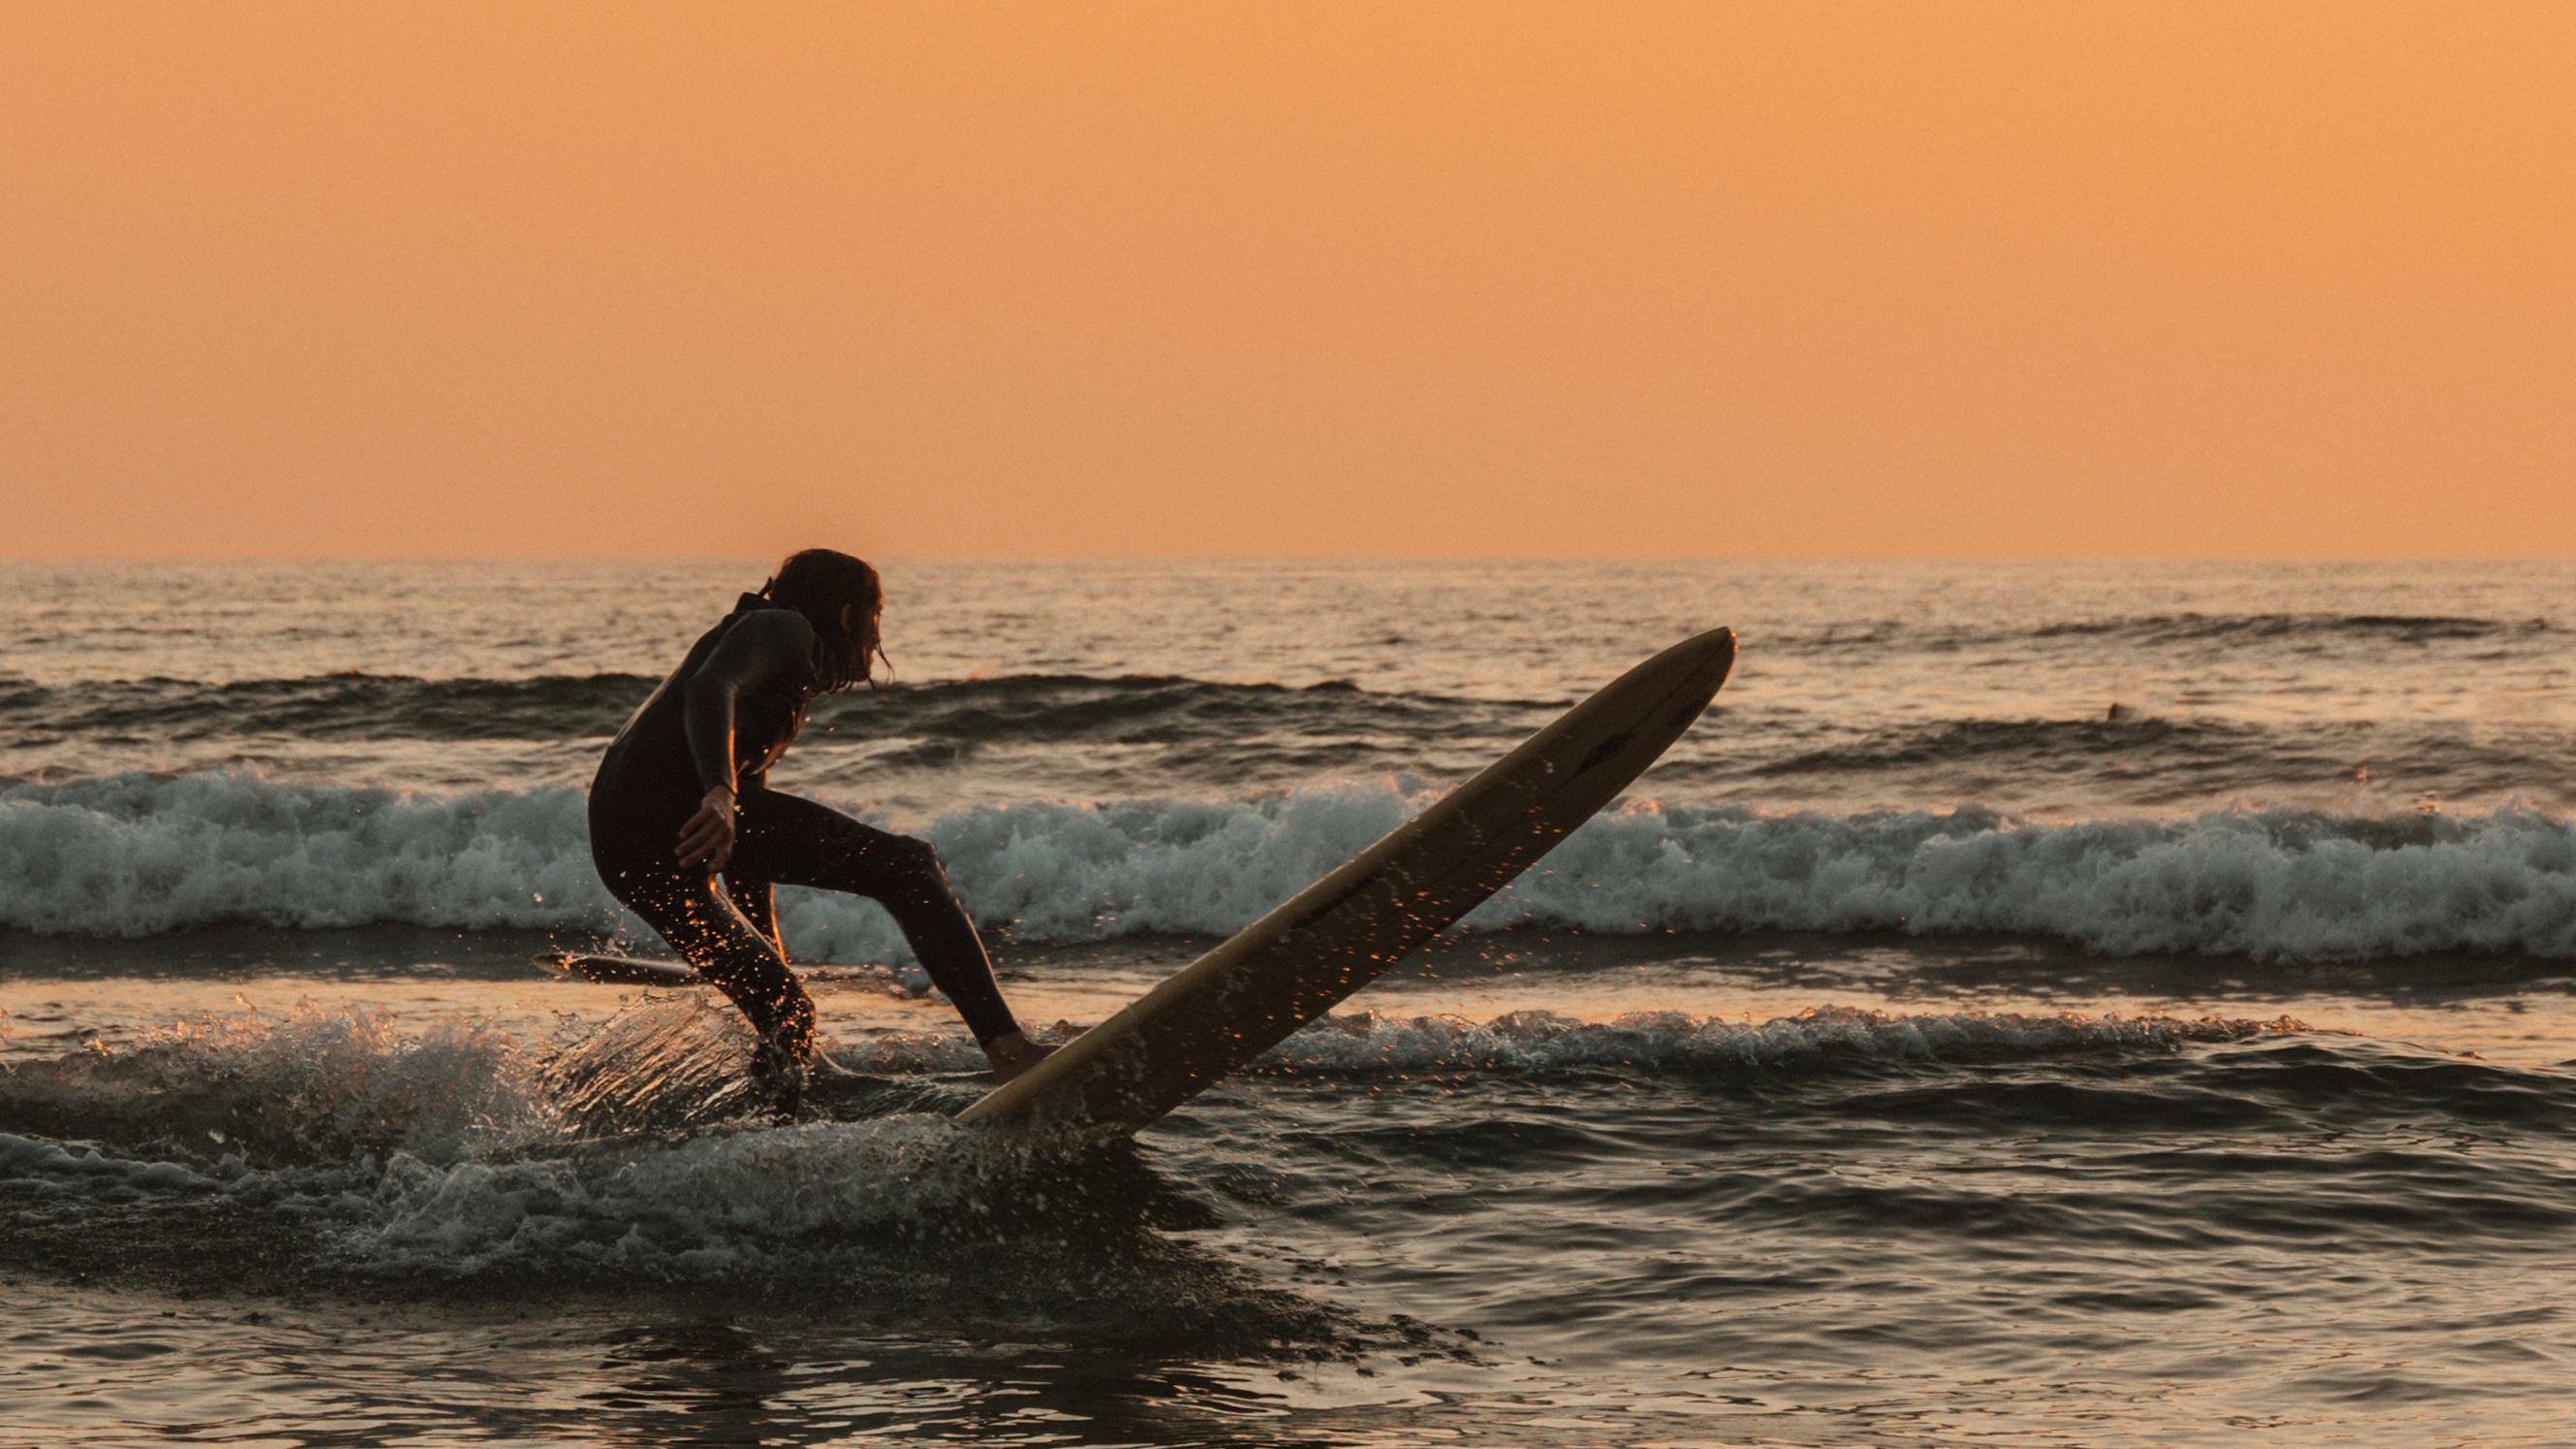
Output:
[{"xmin": 5, "ymin": 559, "xmax": 2574, "ymax": 1445}]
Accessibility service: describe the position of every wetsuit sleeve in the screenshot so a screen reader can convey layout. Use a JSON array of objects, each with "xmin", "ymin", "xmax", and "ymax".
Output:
[{"xmin": 682, "ymin": 610, "xmax": 816, "ymax": 795}]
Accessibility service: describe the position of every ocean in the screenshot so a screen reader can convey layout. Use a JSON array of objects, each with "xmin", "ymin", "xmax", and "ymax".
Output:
[{"xmin": 5, "ymin": 557, "xmax": 2575, "ymax": 1446}]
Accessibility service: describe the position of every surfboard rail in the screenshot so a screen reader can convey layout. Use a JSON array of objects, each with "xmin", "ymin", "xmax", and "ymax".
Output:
[{"xmin": 958, "ymin": 627, "xmax": 1736, "ymax": 1134}]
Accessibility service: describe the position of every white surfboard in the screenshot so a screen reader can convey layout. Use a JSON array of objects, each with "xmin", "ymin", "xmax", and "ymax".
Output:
[{"xmin": 958, "ymin": 628, "xmax": 1735, "ymax": 1135}]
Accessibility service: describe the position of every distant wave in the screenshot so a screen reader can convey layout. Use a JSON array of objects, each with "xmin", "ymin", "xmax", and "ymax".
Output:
[
  {"xmin": 808, "ymin": 673, "xmax": 1540, "ymax": 750},
  {"xmin": 0, "ymin": 673, "xmax": 662, "ymax": 744},
  {"xmin": 2027, "ymin": 612, "xmax": 2549, "ymax": 645},
  {"xmin": 1725, "ymin": 714, "xmax": 2570, "ymax": 811},
  {"xmin": 0, "ymin": 671, "xmax": 1543, "ymax": 751},
  {"xmin": 1793, "ymin": 612, "xmax": 2553, "ymax": 651},
  {"xmin": 8, "ymin": 770, "xmax": 2576, "ymax": 964},
  {"xmin": 13, "ymin": 667, "xmax": 2567, "ymax": 823},
  {"xmin": 1751, "ymin": 716, "xmax": 2268, "ymax": 774}
]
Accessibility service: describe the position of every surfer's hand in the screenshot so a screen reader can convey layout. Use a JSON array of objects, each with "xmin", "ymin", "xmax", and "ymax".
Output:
[
  {"xmin": 984, "ymin": 1031, "xmax": 1057, "ymax": 1084},
  {"xmin": 677, "ymin": 787, "xmax": 738, "ymax": 871}
]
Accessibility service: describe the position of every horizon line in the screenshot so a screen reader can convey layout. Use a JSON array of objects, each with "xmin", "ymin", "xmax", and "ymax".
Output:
[{"xmin": 5, "ymin": 553, "xmax": 2574, "ymax": 566}]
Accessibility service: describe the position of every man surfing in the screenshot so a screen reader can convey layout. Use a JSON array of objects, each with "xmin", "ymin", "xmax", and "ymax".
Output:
[{"xmin": 586, "ymin": 548, "xmax": 1051, "ymax": 1117}]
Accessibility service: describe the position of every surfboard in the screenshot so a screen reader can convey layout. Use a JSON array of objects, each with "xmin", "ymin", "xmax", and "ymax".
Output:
[
  {"xmin": 537, "ymin": 950, "xmax": 705, "ymax": 985},
  {"xmin": 957, "ymin": 627, "xmax": 1736, "ymax": 1135},
  {"xmin": 534, "ymin": 950, "xmax": 900, "ymax": 989}
]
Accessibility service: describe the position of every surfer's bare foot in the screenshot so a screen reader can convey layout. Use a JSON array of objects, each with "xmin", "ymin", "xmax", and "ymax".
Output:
[
  {"xmin": 747, "ymin": 1040, "xmax": 807, "ymax": 1124},
  {"xmin": 983, "ymin": 1030, "xmax": 1056, "ymax": 1083}
]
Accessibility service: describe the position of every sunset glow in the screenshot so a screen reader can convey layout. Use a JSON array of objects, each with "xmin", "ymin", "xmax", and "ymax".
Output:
[{"xmin": 6, "ymin": 2, "xmax": 2569, "ymax": 558}]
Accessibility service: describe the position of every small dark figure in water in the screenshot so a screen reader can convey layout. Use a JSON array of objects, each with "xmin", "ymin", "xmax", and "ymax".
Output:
[{"xmin": 588, "ymin": 548, "xmax": 1051, "ymax": 1117}]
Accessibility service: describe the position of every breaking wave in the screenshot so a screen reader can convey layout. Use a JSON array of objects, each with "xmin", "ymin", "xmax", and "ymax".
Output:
[{"xmin": 8, "ymin": 771, "xmax": 2576, "ymax": 963}]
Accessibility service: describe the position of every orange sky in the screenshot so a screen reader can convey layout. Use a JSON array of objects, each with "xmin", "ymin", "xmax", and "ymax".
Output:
[{"xmin": 5, "ymin": 2, "xmax": 2570, "ymax": 558}]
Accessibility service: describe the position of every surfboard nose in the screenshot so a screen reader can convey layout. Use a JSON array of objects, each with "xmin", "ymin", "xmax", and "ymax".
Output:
[{"xmin": 1664, "ymin": 627, "xmax": 1736, "ymax": 715}]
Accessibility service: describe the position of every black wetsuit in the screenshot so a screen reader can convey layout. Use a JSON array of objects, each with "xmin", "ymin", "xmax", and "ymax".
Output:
[{"xmin": 588, "ymin": 595, "xmax": 1020, "ymax": 1065}]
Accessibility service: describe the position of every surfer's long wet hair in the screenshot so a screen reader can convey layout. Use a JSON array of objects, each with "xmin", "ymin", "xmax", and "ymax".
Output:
[{"xmin": 758, "ymin": 548, "xmax": 887, "ymax": 691}]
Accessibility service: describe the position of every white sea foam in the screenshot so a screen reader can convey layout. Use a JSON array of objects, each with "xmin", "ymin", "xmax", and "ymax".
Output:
[
  {"xmin": 807, "ymin": 1004, "xmax": 2299, "ymax": 1082},
  {"xmin": 0, "ymin": 772, "xmax": 614, "ymax": 936},
  {"xmin": 1479, "ymin": 799, "xmax": 2576, "ymax": 961},
  {"xmin": 9, "ymin": 771, "xmax": 2576, "ymax": 963},
  {"xmin": 4, "ymin": 999, "xmax": 2297, "ymax": 1282},
  {"xmin": 0, "ymin": 1132, "xmax": 220, "ymax": 1198},
  {"xmin": 328, "ymin": 1004, "xmax": 2294, "ymax": 1280},
  {"xmin": 0, "ymin": 1000, "xmax": 563, "ymax": 1166},
  {"xmin": 338, "ymin": 1113, "xmax": 1029, "ymax": 1276},
  {"xmin": 1266, "ymin": 1004, "xmax": 2296, "ymax": 1073}
]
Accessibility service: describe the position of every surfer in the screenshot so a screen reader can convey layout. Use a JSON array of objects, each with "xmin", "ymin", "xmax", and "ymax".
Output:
[{"xmin": 588, "ymin": 548, "xmax": 1051, "ymax": 1118}]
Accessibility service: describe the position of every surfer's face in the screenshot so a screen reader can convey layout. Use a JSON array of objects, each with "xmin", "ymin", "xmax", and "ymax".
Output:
[{"xmin": 840, "ymin": 601, "xmax": 884, "ymax": 682}]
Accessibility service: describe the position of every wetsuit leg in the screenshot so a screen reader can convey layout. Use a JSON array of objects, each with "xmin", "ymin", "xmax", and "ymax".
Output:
[
  {"xmin": 723, "ymin": 875, "xmax": 784, "ymax": 955},
  {"xmin": 588, "ymin": 798, "xmax": 817, "ymax": 1061},
  {"xmin": 724, "ymin": 789, "xmax": 1023, "ymax": 1046}
]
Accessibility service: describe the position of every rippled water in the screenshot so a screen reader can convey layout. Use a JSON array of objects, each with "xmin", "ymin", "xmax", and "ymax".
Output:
[{"xmin": 6, "ymin": 560, "xmax": 2575, "ymax": 1444}]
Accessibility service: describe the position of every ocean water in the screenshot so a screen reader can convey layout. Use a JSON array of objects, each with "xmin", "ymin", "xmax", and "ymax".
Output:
[{"xmin": 5, "ymin": 557, "xmax": 2575, "ymax": 1446}]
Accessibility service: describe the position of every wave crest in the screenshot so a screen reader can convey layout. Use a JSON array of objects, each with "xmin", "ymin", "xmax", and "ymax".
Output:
[{"xmin": 10, "ymin": 771, "xmax": 2576, "ymax": 963}]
